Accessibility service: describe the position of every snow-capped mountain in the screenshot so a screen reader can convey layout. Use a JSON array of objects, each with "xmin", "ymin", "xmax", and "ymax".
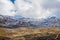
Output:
[
  {"xmin": 37, "ymin": 17, "xmax": 60, "ymax": 27},
  {"xmin": 0, "ymin": 15, "xmax": 60, "ymax": 28}
]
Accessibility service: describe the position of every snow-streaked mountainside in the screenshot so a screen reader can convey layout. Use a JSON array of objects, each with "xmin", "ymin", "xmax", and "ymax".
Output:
[{"xmin": 0, "ymin": 15, "xmax": 60, "ymax": 28}]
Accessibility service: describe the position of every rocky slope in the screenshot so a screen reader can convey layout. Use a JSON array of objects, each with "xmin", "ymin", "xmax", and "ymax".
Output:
[{"xmin": 0, "ymin": 15, "xmax": 60, "ymax": 28}]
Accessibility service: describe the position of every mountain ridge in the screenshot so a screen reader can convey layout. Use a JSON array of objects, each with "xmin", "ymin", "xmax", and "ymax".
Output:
[{"xmin": 0, "ymin": 15, "xmax": 60, "ymax": 28}]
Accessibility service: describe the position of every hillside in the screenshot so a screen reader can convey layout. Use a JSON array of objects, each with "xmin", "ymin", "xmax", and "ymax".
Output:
[
  {"xmin": 0, "ymin": 15, "xmax": 60, "ymax": 40},
  {"xmin": 0, "ymin": 15, "xmax": 60, "ymax": 28},
  {"xmin": 0, "ymin": 27, "xmax": 60, "ymax": 40}
]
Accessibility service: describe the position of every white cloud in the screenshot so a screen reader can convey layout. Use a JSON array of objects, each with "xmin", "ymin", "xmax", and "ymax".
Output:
[
  {"xmin": 14, "ymin": 0, "xmax": 60, "ymax": 19},
  {"xmin": 0, "ymin": 0, "xmax": 60, "ymax": 19},
  {"xmin": 0, "ymin": 0, "xmax": 16, "ymax": 16},
  {"xmin": 42, "ymin": 0, "xmax": 60, "ymax": 16}
]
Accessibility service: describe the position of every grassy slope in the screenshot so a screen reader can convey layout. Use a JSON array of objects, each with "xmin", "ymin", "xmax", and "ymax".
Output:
[{"xmin": 0, "ymin": 27, "xmax": 60, "ymax": 40}]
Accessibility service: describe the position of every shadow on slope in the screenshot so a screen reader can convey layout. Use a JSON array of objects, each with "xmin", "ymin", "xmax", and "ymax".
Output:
[{"xmin": 13, "ymin": 34, "xmax": 60, "ymax": 40}]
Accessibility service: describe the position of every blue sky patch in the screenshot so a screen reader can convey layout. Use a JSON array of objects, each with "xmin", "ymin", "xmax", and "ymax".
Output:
[{"xmin": 10, "ymin": 0, "xmax": 15, "ymax": 4}]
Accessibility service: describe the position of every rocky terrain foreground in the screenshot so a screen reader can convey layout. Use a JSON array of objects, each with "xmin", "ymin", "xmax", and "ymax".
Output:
[{"xmin": 0, "ymin": 27, "xmax": 60, "ymax": 40}]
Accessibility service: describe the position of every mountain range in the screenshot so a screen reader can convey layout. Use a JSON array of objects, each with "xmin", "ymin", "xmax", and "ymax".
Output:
[{"xmin": 0, "ymin": 15, "xmax": 60, "ymax": 28}]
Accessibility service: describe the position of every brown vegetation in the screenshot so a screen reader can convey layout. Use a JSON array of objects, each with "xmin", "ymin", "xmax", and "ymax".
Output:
[{"xmin": 0, "ymin": 27, "xmax": 60, "ymax": 40}]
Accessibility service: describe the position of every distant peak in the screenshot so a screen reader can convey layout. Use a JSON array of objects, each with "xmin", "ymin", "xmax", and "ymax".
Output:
[{"xmin": 50, "ymin": 16, "xmax": 56, "ymax": 19}]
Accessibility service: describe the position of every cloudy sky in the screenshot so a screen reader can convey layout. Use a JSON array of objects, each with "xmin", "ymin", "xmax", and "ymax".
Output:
[{"xmin": 0, "ymin": 0, "xmax": 60, "ymax": 19}]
